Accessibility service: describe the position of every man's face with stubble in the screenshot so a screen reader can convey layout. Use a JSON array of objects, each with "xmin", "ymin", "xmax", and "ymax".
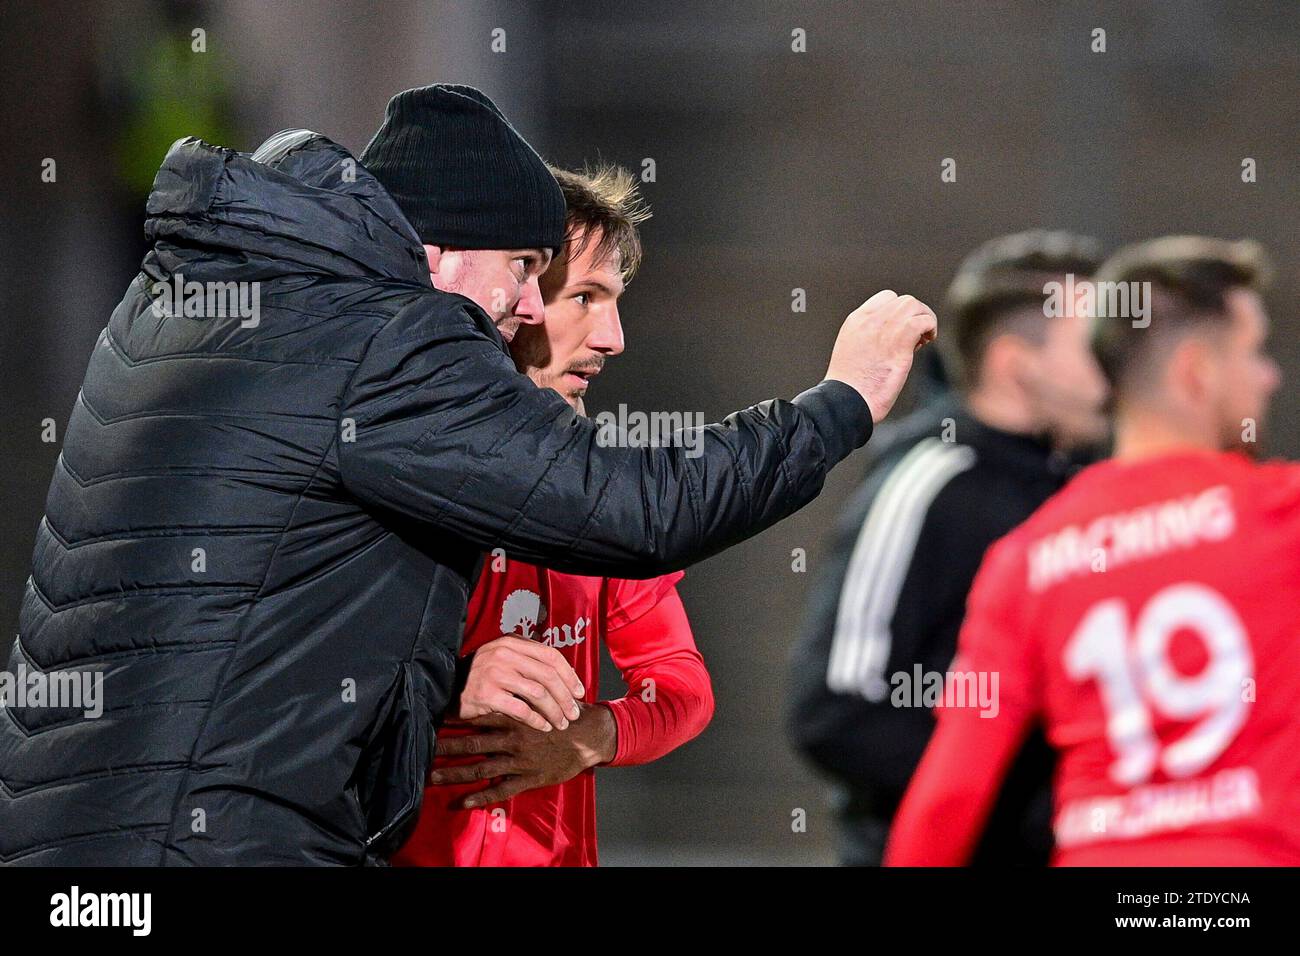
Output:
[{"xmin": 508, "ymin": 226, "xmax": 626, "ymax": 416}]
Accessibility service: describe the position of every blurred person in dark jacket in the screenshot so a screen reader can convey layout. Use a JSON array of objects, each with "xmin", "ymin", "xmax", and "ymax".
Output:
[
  {"xmin": 787, "ymin": 230, "xmax": 1109, "ymax": 865},
  {"xmin": 1, "ymin": 84, "xmax": 936, "ymax": 865}
]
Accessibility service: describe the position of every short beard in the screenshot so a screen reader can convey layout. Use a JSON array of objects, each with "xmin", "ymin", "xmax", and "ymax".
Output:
[{"xmin": 521, "ymin": 366, "xmax": 586, "ymax": 415}]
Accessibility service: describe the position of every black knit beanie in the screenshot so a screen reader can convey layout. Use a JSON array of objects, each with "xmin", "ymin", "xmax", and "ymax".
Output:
[{"xmin": 359, "ymin": 84, "xmax": 565, "ymax": 253}]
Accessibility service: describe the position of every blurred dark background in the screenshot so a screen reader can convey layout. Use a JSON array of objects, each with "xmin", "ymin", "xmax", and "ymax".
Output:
[{"xmin": 1, "ymin": 0, "xmax": 1295, "ymax": 863}]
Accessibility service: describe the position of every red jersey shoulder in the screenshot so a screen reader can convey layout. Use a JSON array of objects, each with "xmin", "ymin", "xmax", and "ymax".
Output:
[
  {"xmin": 996, "ymin": 452, "xmax": 1298, "ymax": 594},
  {"xmin": 603, "ymin": 571, "xmax": 685, "ymax": 631},
  {"xmin": 1240, "ymin": 455, "xmax": 1300, "ymax": 515},
  {"xmin": 1012, "ymin": 457, "xmax": 1132, "ymax": 535}
]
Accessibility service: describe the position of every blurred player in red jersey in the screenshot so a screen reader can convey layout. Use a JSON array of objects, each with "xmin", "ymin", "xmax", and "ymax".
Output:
[
  {"xmin": 885, "ymin": 236, "xmax": 1298, "ymax": 866},
  {"xmin": 393, "ymin": 165, "xmax": 714, "ymax": 867}
]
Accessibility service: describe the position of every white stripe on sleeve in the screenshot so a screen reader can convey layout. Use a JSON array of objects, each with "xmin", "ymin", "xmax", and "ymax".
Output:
[{"xmin": 826, "ymin": 438, "xmax": 977, "ymax": 701}]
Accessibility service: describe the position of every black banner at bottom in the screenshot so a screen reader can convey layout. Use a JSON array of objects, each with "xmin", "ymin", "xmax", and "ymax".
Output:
[{"xmin": 0, "ymin": 865, "xmax": 1282, "ymax": 942}]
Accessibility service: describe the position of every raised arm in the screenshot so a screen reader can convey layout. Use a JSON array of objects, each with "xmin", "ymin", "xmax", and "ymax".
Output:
[{"xmin": 338, "ymin": 288, "xmax": 935, "ymax": 578}]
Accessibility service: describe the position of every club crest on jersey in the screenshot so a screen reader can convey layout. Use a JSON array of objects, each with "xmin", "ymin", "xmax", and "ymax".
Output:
[{"xmin": 500, "ymin": 589, "xmax": 588, "ymax": 648}]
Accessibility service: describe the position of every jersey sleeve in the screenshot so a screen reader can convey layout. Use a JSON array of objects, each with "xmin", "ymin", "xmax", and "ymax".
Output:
[
  {"xmin": 884, "ymin": 532, "xmax": 1042, "ymax": 865},
  {"xmin": 604, "ymin": 571, "xmax": 685, "ymax": 632},
  {"xmin": 1254, "ymin": 459, "xmax": 1300, "ymax": 516},
  {"xmin": 600, "ymin": 578, "xmax": 714, "ymax": 767}
]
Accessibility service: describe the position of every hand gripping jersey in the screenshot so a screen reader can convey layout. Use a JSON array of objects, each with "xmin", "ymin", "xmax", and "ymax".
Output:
[
  {"xmin": 887, "ymin": 451, "xmax": 1300, "ymax": 866},
  {"xmin": 393, "ymin": 561, "xmax": 709, "ymax": 866}
]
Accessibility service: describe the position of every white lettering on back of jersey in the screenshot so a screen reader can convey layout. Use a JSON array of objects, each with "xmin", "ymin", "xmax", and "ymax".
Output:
[
  {"xmin": 1027, "ymin": 485, "xmax": 1235, "ymax": 592},
  {"xmin": 1055, "ymin": 766, "xmax": 1261, "ymax": 847}
]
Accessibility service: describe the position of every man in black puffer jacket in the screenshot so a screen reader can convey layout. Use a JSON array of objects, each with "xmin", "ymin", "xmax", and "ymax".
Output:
[{"xmin": 1, "ymin": 85, "xmax": 936, "ymax": 865}]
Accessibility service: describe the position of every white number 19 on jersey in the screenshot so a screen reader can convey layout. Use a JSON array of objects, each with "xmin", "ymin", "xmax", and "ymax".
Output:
[{"xmin": 1064, "ymin": 582, "xmax": 1253, "ymax": 788}]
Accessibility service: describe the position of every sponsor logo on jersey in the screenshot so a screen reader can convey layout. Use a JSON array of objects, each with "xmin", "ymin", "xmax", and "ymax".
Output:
[{"xmin": 500, "ymin": 589, "xmax": 588, "ymax": 649}]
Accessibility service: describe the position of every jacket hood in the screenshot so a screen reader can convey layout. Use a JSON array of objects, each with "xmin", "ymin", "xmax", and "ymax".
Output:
[{"xmin": 143, "ymin": 129, "xmax": 431, "ymax": 286}]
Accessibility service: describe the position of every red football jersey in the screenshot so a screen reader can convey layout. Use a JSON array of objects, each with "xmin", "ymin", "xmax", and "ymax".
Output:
[
  {"xmin": 392, "ymin": 561, "xmax": 692, "ymax": 867},
  {"xmin": 887, "ymin": 450, "xmax": 1300, "ymax": 866}
]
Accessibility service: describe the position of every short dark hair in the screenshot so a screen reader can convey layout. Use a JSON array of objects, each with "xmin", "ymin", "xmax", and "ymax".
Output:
[
  {"xmin": 945, "ymin": 230, "xmax": 1103, "ymax": 388},
  {"xmin": 1090, "ymin": 236, "xmax": 1270, "ymax": 396},
  {"xmin": 548, "ymin": 164, "xmax": 651, "ymax": 283}
]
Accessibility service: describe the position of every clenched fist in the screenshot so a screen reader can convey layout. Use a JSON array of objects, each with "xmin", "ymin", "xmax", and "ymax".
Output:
[{"xmin": 825, "ymin": 290, "xmax": 938, "ymax": 423}]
